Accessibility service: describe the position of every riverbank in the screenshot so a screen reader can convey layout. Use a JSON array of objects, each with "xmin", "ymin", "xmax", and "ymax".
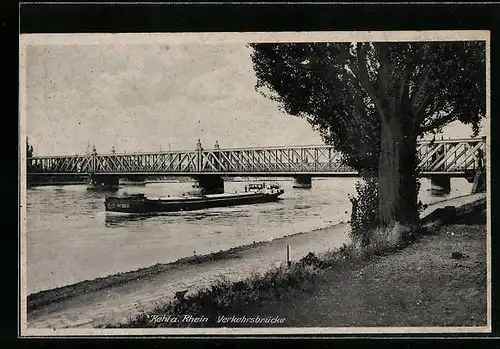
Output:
[
  {"xmin": 243, "ymin": 202, "xmax": 487, "ymax": 327},
  {"xmin": 26, "ymin": 219, "xmax": 350, "ymax": 328},
  {"xmin": 108, "ymin": 194, "xmax": 487, "ymax": 328},
  {"xmin": 25, "ymin": 193, "xmax": 486, "ymax": 329},
  {"xmin": 27, "ymin": 223, "xmax": 349, "ymax": 312}
]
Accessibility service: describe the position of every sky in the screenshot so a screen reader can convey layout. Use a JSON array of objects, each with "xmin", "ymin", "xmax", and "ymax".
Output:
[{"xmin": 24, "ymin": 42, "xmax": 486, "ymax": 156}]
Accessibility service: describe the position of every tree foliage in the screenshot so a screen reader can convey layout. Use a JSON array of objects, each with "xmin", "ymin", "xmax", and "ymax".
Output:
[
  {"xmin": 250, "ymin": 41, "xmax": 485, "ymax": 226},
  {"xmin": 27, "ymin": 138, "xmax": 34, "ymax": 158},
  {"xmin": 249, "ymin": 41, "xmax": 485, "ymax": 172},
  {"xmin": 348, "ymin": 176, "xmax": 379, "ymax": 247}
]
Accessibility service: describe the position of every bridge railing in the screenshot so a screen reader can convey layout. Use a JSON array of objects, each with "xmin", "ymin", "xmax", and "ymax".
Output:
[
  {"xmin": 26, "ymin": 138, "xmax": 486, "ymax": 175},
  {"xmin": 416, "ymin": 137, "xmax": 486, "ymax": 173}
]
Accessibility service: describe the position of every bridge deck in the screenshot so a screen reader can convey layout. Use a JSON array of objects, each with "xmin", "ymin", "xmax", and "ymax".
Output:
[{"xmin": 26, "ymin": 138, "xmax": 486, "ymax": 176}]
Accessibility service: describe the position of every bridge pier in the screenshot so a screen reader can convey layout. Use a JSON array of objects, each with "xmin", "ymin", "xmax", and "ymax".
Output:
[
  {"xmin": 293, "ymin": 175, "xmax": 312, "ymax": 189},
  {"xmin": 87, "ymin": 174, "xmax": 119, "ymax": 191},
  {"xmin": 430, "ymin": 174, "xmax": 451, "ymax": 195},
  {"xmin": 464, "ymin": 169, "xmax": 476, "ymax": 183},
  {"xmin": 121, "ymin": 174, "xmax": 147, "ymax": 186},
  {"xmin": 193, "ymin": 175, "xmax": 224, "ymax": 194}
]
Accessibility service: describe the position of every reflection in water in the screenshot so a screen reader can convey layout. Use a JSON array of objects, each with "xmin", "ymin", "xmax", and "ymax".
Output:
[
  {"xmin": 104, "ymin": 213, "xmax": 157, "ymax": 226},
  {"xmin": 26, "ymin": 178, "xmax": 472, "ymax": 294},
  {"xmin": 293, "ymin": 204, "xmax": 312, "ymax": 210}
]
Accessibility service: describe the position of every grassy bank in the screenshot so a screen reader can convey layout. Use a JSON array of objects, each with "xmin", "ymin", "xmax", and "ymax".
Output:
[
  {"xmin": 103, "ymin": 198, "xmax": 486, "ymax": 328},
  {"xmin": 244, "ymin": 202, "xmax": 487, "ymax": 327}
]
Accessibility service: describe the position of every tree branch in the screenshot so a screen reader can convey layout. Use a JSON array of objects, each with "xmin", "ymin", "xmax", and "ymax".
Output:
[
  {"xmin": 420, "ymin": 112, "xmax": 457, "ymax": 134},
  {"xmin": 398, "ymin": 52, "xmax": 412, "ymax": 108},
  {"xmin": 411, "ymin": 66, "xmax": 432, "ymax": 121},
  {"xmin": 354, "ymin": 43, "xmax": 388, "ymax": 121},
  {"xmin": 372, "ymin": 42, "xmax": 393, "ymax": 120},
  {"xmin": 373, "ymin": 43, "xmax": 391, "ymax": 93}
]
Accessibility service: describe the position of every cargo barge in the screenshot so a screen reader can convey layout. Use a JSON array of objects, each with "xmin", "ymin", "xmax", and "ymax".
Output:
[{"xmin": 105, "ymin": 184, "xmax": 284, "ymax": 214}]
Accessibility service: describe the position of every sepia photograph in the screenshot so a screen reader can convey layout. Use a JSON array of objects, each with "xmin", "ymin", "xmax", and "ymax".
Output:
[{"xmin": 19, "ymin": 31, "xmax": 490, "ymax": 336}]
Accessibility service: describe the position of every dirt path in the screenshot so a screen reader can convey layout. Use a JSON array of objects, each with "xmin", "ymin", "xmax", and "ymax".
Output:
[{"xmin": 243, "ymin": 220, "xmax": 487, "ymax": 327}]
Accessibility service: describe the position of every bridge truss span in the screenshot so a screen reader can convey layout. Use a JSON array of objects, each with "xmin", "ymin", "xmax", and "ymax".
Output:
[
  {"xmin": 26, "ymin": 138, "xmax": 486, "ymax": 176},
  {"xmin": 416, "ymin": 137, "xmax": 486, "ymax": 175}
]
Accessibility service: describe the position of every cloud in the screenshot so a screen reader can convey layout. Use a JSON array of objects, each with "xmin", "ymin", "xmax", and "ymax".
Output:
[{"xmin": 25, "ymin": 43, "xmax": 325, "ymax": 155}]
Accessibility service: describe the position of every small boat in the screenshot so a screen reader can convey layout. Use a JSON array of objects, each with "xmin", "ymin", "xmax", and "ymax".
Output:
[
  {"xmin": 246, "ymin": 182, "xmax": 280, "ymax": 192},
  {"xmin": 105, "ymin": 184, "xmax": 285, "ymax": 214}
]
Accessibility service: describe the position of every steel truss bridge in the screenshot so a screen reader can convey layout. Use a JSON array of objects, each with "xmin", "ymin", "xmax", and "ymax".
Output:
[{"xmin": 26, "ymin": 138, "xmax": 486, "ymax": 178}]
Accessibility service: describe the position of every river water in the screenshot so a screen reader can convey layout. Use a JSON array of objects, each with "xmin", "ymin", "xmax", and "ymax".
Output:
[{"xmin": 26, "ymin": 177, "xmax": 473, "ymax": 295}]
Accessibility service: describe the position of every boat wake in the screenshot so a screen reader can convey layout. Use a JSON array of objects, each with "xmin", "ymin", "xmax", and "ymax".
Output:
[{"xmin": 104, "ymin": 208, "xmax": 256, "ymax": 225}]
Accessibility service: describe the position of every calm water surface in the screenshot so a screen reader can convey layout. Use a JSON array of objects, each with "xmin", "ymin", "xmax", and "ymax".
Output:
[{"xmin": 26, "ymin": 177, "xmax": 472, "ymax": 294}]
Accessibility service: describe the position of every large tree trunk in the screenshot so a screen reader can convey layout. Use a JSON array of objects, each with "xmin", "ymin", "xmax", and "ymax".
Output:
[{"xmin": 377, "ymin": 113, "xmax": 419, "ymax": 227}]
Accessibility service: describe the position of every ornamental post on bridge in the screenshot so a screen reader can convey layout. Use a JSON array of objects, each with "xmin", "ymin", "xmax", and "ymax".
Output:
[
  {"xmin": 214, "ymin": 140, "xmax": 221, "ymax": 171},
  {"xmin": 86, "ymin": 145, "xmax": 119, "ymax": 192},
  {"xmin": 90, "ymin": 145, "xmax": 97, "ymax": 173},
  {"xmin": 195, "ymin": 139, "xmax": 203, "ymax": 172},
  {"xmin": 192, "ymin": 139, "xmax": 224, "ymax": 194}
]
